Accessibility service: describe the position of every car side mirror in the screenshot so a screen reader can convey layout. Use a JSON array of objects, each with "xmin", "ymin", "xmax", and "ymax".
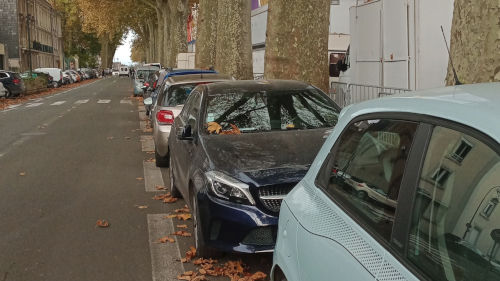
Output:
[
  {"xmin": 144, "ymin": 97, "xmax": 153, "ymax": 106},
  {"xmin": 179, "ymin": 124, "xmax": 193, "ymax": 141}
]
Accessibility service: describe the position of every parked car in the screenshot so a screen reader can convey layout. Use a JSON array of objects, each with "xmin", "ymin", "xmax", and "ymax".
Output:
[
  {"xmin": 133, "ymin": 66, "xmax": 160, "ymax": 96},
  {"xmin": 65, "ymin": 70, "xmax": 78, "ymax": 83},
  {"xmin": 148, "ymin": 69, "xmax": 218, "ymax": 116},
  {"xmin": 112, "ymin": 70, "xmax": 119, "ymax": 76},
  {"xmin": 34, "ymin": 68, "xmax": 63, "ymax": 87},
  {"xmin": 167, "ymin": 80, "xmax": 340, "ymax": 256},
  {"xmin": 271, "ymin": 82, "xmax": 500, "ymax": 281},
  {"xmin": 62, "ymin": 71, "xmax": 72, "ymax": 84},
  {"xmin": 0, "ymin": 82, "xmax": 8, "ymax": 98},
  {"xmin": 0, "ymin": 70, "xmax": 26, "ymax": 97},
  {"xmin": 144, "ymin": 73, "xmax": 233, "ymax": 166}
]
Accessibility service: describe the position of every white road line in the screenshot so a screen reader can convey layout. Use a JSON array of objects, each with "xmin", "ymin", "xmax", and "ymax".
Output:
[
  {"xmin": 143, "ymin": 161, "xmax": 164, "ymax": 192},
  {"xmin": 75, "ymin": 99, "xmax": 89, "ymax": 104},
  {"xmin": 147, "ymin": 214, "xmax": 185, "ymax": 281},
  {"xmin": 25, "ymin": 102, "xmax": 43, "ymax": 108},
  {"xmin": 50, "ymin": 101, "xmax": 66, "ymax": 106},
  {"xmin": 140, "ymin": 121, "xmax": 148, "ymax": 131},
  {"xmin": 120, "ymin": 99, "xmax": 132, "ymax": 105},
  {"xmin": 7, "ymin": 104, "xmax": 22, "ymax": 109},
  {"xmin": 97, "ymin": 99, "xmax": 111, "ymax": 104},
  {"xmin": 141, "ymin": 135, "xmax": 155, "ymax": 152}
]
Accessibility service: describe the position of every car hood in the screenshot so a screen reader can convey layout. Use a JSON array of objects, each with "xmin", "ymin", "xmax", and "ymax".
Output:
[{"xmin": 202, "ymin": 128, "xmax": 333, "ymax": 186}]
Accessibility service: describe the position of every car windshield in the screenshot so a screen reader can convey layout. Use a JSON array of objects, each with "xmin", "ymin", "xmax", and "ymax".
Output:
[
  {"xmin": 136, "ymin": 70, "xmax": 155, "ymax": 80},
  {"xmin": 164, "ymin": 83, "xmax": 198, "ymax": 106},
  {"xmin": 204, "ymin": 87, "xmax": 339, "ymax": 134}
]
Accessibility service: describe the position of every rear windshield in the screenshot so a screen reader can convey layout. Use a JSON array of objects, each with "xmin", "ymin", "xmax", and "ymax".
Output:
[
  {"xmin": 136, "ymin": 70, "xmax": 156, "ymax": 80},
  {"xmin": 204, "ymin": 87, "xmax": 339, "ymax": 134},
  {"xmin": 163, "ymin": 83, "xmax": 198, "ymax": 106}
]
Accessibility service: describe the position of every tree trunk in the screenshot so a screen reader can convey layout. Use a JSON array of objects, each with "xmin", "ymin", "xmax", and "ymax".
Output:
[
  {"xmin": 264, "ymin": 0, "xmax": 330, "ymax": 92},
  {"xmin": 155, "ymin": 6, "xmax": 164, "ymax": 64},
  {"xmin": 195, "ymin": 0, "xmax": 218, "ymax": 69},
  {"xmin": 161, "ymin": 4, "xmax": 171, "ymax": 67},
  {"xmin": 167, "ymin": 0, "xmax": 189, "ymax": 68},
  {"xmin": 215, "ymin": 0, "xmax": 253, "ymax": 79},
  {"xmin": 147, "ymin": 20, "xmax": 156, "ymax": 62},
  {"xmin": 99, "ymin": 35, "xmax": 109, "ymax": 68},
  {"xmin": 446, "ymin": 0, "xmax": 500, "ymax": 85}
]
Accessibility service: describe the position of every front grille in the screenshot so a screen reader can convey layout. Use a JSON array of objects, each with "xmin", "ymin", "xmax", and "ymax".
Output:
[
  {"xmin": 242, "ymin": 226, "xmax": 276, "ymax": 246},
  {"xmin": 258, "ymin": 183, "xmax": 296, "ymax": 213}
]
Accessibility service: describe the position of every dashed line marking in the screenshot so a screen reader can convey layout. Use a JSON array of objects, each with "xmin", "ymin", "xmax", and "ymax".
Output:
[
  {"xmin": 75, "ymin": 99, "xmax": 89, "ymax": 104},
  {"xmin": 50, "ymin": 101, "xmax": 66, "ymax": 106},
  {"xmin": 7, "ymin": 104, "xmax": 22, "ymax": 109},
  {"xmin": 97, "ymin": 99, "xmax": 111, "ymax": 104},
  {"xmin": 25, "ymin": 102, "xmax": 43, "ymax": 108},
  {"xmin": 143, "ymin": 161, "xmax": 164, "ymax": 192},
  {"xmin": 147, "ymin": 214, "xmax": 185, "ymax": 281},
  {"xmin": 120, "ymin": 99, "xmax": 132, "ymax": 105}
]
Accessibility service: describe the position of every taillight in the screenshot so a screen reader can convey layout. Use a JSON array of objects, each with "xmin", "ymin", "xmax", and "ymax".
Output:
[
  {"xmin": 13, "ymin": 78, "xmax": 20, "ymax": 84},
  {"xmin": 60, "ymin": 73, "xmax": 63, "ymax": 80},
  {"xmin": 153, "ymin": 81, "xmax": 157, "ymax": 89},
  {"xmin": 156, "ymin": 110, "xmax": 174, "ymax": 125},
  {"xmin": 144, "ymin": 82, "xmax": 150, "ymax": 87}
]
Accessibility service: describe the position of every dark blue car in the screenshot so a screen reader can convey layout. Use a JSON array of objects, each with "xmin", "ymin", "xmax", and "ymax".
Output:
[{"xmin": 167, "ymin": 80, "xmax": 340, "ymax": 256}]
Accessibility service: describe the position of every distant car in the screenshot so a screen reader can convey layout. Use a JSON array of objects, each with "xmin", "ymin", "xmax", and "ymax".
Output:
[
  {"xmin": 145, "ymin": 73, "xmax": 233, "ymax": 166},
  {"xmin": 119, "ymin": 66, "xmax": 129, "ymax": 77},
  {"xmin": 271, "ymin": 82, "xmax": 500, "ymax": 281},
  {"xmin": 62, "ymin": 71, "xmax": 71, "ymax": 84},
  {"xmin": 167, "ymin": 80, "xmax": 340, "ymax": 256},
  {"xmin": 0, "ymin": 70, "xmax": 25, "ymax": 98},
  {"xmin": 112, "ymin": 70, "xmax": 119, "ymax": 76},
  {"xmin": 133, "ymin": 66, "xmax": 159, "ymax": 96},
  {"xmin": 143, "ymin": 63, "xmax": 161, "ymax": 69},
  {"xmin": 0, "ymin": 82, "xmax": 8, "ymax": 98},
  {"xmin": 34, "ymin": 68, "xmax": 63, "ymax": 87},
  {"xmin": 65, "ymin": 70, "xmax": 78, "ymax": 83}
]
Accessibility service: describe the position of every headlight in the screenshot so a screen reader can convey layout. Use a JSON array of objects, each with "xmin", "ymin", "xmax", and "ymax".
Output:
[{"xmin": 205, "ymin": 171, "xmax": 255, "ymax": 205}]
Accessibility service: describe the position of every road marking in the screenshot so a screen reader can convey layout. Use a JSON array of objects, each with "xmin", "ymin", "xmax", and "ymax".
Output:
[
  {"xmin": 147, "ymin": 214, "xmax": 185, "ymax": 281},
  {"xmin": 50, "ymin": 101, "xmax": 66, "ymax": 106},
  {"xmin": 7, "ymin": 104, "xmax": 22, "ymax": 109},
  {"xmin": 21, "ymin": 132, "xmax": 47, "ymax": 136},
  {"xmin": 97, "ymin": 99, "xmax": 111, "ymax": 104},
  {"xmin": 75, "ymin": 99, "xmax": 89, "ymax": 104},
  {"xmin": 25, "ymin": 102, "xmax": 43, "ymax": 108},
  {"xmin": 120, "ymin": 99, "xmax": 132, "ymax": 104},
  {"xmin": 143, "ymin": 161, "xmax": 164, "ymax": 192},
  {"xmin": 141, "ymin": 135, "xmax": 155, "ymax": 152}
]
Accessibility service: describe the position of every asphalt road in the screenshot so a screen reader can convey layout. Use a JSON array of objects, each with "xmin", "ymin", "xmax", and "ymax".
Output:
[{"xmin": 0, "ymin": 77, "xmax": 271, "ymax": 281}]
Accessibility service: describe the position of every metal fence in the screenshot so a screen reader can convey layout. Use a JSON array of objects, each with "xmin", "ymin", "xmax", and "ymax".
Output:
[{"xmin": 329, "ymin": 82, "xmax": 410, "ymax": 108}]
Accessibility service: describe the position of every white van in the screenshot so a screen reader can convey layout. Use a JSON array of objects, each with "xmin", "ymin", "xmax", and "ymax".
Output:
[
  {"xmin": 119, "ymin": 67, "xmax": 129, "ymax": 77},
  {"xmin": 34, "ymin": 68, "xmax": 63, "ymax": 87}
]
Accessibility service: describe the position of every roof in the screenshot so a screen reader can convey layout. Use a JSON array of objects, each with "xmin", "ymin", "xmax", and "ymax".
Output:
[
  {"xmin": 166, "ymin": 73, "xmax": 233, "ymax": 85},
  {"xmin": 164, "ymin": 69, "xmax": 217, "ymax": 79},
  {"xmin": 344, "ymin": 82, "xmax": 500, "ymax": 142},
  {"xmin": 205, "ymin": 79, "xmax": 313, "ymax": 94}
]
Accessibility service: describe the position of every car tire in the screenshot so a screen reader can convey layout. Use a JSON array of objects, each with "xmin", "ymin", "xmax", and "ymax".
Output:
[
  {"xmin": 155, "ymin": 150, "xmax": 169, "ymax": 167},
  {"xmin": 169, "ymin": 156, "xmax": 182, "ymax": 198},
  {"xmin": 356, "ymin": 190, "xmax": 368, "ymax": 200},
  {"xmin": 190, "ymin": 191, "xmax": 220, "ymax": 258},
  {"xmin": 5, "ymin": 89, "xmax": 12, "ymax": 98}
]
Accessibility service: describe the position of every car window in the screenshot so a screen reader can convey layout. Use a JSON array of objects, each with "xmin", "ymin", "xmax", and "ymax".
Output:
[
  {"xmin": 163, "ymin": 83, "xmax": 199, "ymax": 107},
  {"xmin": 0, "ymin": 72, "xmax": 8, "ymax": 78},
  {"xmin": 180, "ymin": 91, "xmax": 200, "ymax": 122},
  {"xmin": 317, "ymin": 119, "xmax": 418, "ymax": 241},
  {"xmin": 204, "ymin": 87, "xmax": 339, "ymax": 134},
  {"xmin": 407, "ymin": 126, "xmax": 500, "ymax": 281}
]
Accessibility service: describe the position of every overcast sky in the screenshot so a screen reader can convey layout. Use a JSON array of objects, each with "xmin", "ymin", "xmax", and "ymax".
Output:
[{"xmin": 113, "ymin": 31, "xmax": 134, "ymax": 66}]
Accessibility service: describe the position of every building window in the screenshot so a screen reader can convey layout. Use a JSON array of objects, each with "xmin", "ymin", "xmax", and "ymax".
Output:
[
  {"xmin": 481, "ymin": 198, "xmax": 499, "ymax": 218},
  {"xmin": 431, "ymin": 167, "xmax": 451, "ymax": 186},
  {"xmin": 450, "ymin": 138, "xmax": 473, "ymax": 163}
]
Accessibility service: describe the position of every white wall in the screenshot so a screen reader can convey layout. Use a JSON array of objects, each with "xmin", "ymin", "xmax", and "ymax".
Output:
[{"xmin": 329, "ymin": 0, "xmax": 357, "ymax": 34}]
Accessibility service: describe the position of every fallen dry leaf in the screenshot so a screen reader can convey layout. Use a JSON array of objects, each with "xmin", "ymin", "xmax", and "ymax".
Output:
[
  {"xmin": 174, "ymin": 207, "xmax": 190, "ymax": 213},
  {"xmin": 107, "ymin": 136, "xmax": 114, "ymax": 140},
  {"xmin": 155, "ymin": 185, "xmax": 167, "ymax": 190},
  {"xmin": 163, "ymin": 197, "xmax": 178, "ymax": 203},
  {"xmin": 220, "ymin": 124, "xmax": 241, "ymax": 135},
  {"xmin": 124, "ymin": 136, "xmax": 131, "ymax": 140},
  {"xmin": 19, "ymin": 172, "xmax": 26, "ymax": 176},
  {"xmin": 153, "ymin": 193, "xmax": 171, "ymax": 200},
  {"xmin": 146, "ymin": 151, "xmax": 155, "ymax": 154},
  {"xmin": 172, "ymin": 231, "xmax": 192, "ymax": 237},
  {"xmin": 177, "ymin": 213, "xmax": 192, "ymax": 221},
  {"xmin": 136, "ymin": 177, "xmax": 144, "ymax": 181},
  {"xmin": 135, "ymin": 205, "xmax": 148, "ymax": 209},
  {"xmin": 143, "ymin": 128, "xmax": 153, "ymax": 133},
  {"xmin": 145, "ymin": 158, "xmax": 155, "ymax": 163},
  {"xmin": 177, "ymin": 224, "xmax": 188, "ymax": 229},
  {"xmin": 248, "ymin": 271, "xmax": 267, "ymax": 280},
  {"xmin": 207, "ymin": 122, "xmax": 222, "ymax": 134},
  {"xmin": 158, "ymin": 236, "xmax": 175, "ymax": 243},
  {"xmin": 96, "ymin": 219, "xmax": 110, "ymax": 228}
]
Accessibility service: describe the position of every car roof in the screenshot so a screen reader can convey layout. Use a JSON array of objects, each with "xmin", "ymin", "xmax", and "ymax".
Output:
[
  {"xmin": 344, "ymin": 82, "xmax": 500, "ymax": 142},
  {"xmin": 164, "ymin": 69, "xmax": 217, "ymax": 78},
  {"xmin": 166, "ymin": 73, "xmax": 232, "ymax": 85},
  {"xmin": 205, "ymin": 79, "xmax": 313, "ymax": 94},
  {"xmin": 136, "ymin": 66, "xmax": 159, "ymax": 71}
]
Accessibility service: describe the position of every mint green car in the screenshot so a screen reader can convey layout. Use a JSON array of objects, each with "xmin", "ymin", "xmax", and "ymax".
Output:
[{"xmin": 272, "ymin": 83, "xmax": 500, "ymax": 281}]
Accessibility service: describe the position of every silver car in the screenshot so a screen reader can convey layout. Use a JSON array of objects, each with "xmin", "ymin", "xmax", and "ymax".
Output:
[
  {"xmin": 0, "ymin": 82, "xmax": 7, "ymax": 97},
  {"xmin": 145, "ymin": 73, "xmax": 233, "ymax": 166}
]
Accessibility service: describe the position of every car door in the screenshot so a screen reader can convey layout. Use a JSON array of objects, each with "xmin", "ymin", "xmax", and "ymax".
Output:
[
  {"xmin": 171, "ymin": 90, "xmax": 202, "ymax": 194},
  {"xmin": 303, "ymin": 116, "xmax": 424, "ymax": 281}
]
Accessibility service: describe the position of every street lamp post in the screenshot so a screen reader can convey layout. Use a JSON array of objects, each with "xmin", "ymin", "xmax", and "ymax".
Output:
[
  {"xmin": 462, "ymin": 186, "xmax": 500, "ymax": 240},
  {"xmin": 26, "ymin": 0, "xmax": 33, "ymax": 75}
]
